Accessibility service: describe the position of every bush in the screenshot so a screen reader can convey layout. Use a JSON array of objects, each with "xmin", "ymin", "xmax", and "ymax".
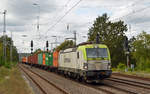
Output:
[
  {"xmin": 1, "ymin": 62, "xmax": 17, "ymax": 69},
  {"xmin": 0, "ymin": 57, "xmax": 4, "ymax": 66},
  {"xmin": 112, "ymin": 68, "xmax": 117, "ymax": 72},
  {"xmin": 117, "ymin": 63, "xmax": 126, "ymax": 72},
  {"xmin": 145, "ymin": 68, "xmax": 150, "ymax": 72},
  {"xmin": 4, "ymin": 62, "xmax": 12, "ymax": 69},
  {"xmin": 128, "ymin": 68, "xmax": 133, "ymax": 72}
]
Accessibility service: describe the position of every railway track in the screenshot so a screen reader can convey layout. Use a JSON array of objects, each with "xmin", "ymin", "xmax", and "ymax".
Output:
[
  {"xmin": 106, "ymin": 77, "xmax": 150, "ymax": 89},
  {"xmin": 19, "ymin": 65, "xmax": 69, "ymax": 94},
  {"xmin": 102, "ymin": 83, "xmax": 138, "ymax": 94},
  {"xmin": 84, "ymin": 84, "xmax": 115, "ymax": 94},
  {"xmin": 84, "ymin": 82, "xmax": 139, "ymax": 94},
  {"xmin": 22, "ymin": 64, "xmax": 116, "ymax": 94},
  {"xmin": 83, "ymin": 73, "xmax": 150, "ymax": 94},
  {"xmin": 111, "ymin": 77, "xmax": 150, "ymax": 87},
  {"xmin": 61, "ymin": 75, "xmax": 130, "ymax": 94},
  {"xmin": 112, "ymin": 73, "xmax": 150, "ymax": 81},
  {"xmin": 102, "ymin": 76, "xmax": 150, "ymax": 94},
  {"xmin": 22, "ymin": 64, "xmax": 121, "ymax": 94},
  {"xmin": 20, "ymin": 64, "xmax": 150, "ymax": 94}
]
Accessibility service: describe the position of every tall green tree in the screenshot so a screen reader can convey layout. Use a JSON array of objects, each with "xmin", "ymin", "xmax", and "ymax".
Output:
[
  {"xmin": 131, "ymin": 31, "xmax": 150, "ymax": 70},
  {"xmin": 88, "ymin": 13, "xmax": 128, "ymax": 67},
  {"xmin": 0, "ymin": 35, "xmax": 18, "ymax": 66}
]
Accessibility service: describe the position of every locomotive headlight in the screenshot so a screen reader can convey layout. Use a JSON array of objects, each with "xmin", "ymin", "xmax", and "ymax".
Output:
[
  {"xmin": 83, "ymin": 63, "xmax": 88, "ymax": 69},
  {"xmin": 108, "ymin": 63, "xmax": 111, "ymax": 69},
  {"xmin": 84, "ymin": 65, "xmax": 88, "ymax": 69}
]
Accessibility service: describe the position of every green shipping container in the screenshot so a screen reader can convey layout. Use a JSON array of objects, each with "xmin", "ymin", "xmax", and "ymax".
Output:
[
  {"xmin": 38, "ymin": 53, "xmax": 43, "ymax": 65},
  {"xmin": 49, "ymin": 53, "xmax": 53, "ymax": 66},
  {"xmin": 45, "ymin": 52, "xmax": 53, "ymax": 66},
  {"xmin": 45, "ymin": 53, "xmax": 50, "ymax": 66}
]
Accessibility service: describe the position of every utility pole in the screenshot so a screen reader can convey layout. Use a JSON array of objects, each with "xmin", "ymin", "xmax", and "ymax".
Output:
[
  {"xmin": 127, "ymin": 25, "xmax": 131, "ymax": 69},
  {"xmin": 73, "ymin": 31, "xmax": 76, "ymax": 46},
  {"xmin": 3, "ymin": 10, "xmax": 7, "ymax": 64},
  {"xmin": 124, "ymin": 36, "xmax": 130, "ymax": 70},
  {"xmin": 55, "ymin": 37, "xmax": 57, "ymax": 47},
  {"xmin": 33, "ymin": 3, "xmax": 40, "ymax": 38},
  {"xmin": 51, "ymin": 43, "xmax": 53, "ymax": 52},
  {"xmin": 51, "ymin": 36, "xmax": 57, "ymax": 47},
  {"xmin": 65, "ymin": 31, "xmax": 77, "ymax": 47},
  {"xmin": 126, "ymin": 51, "xmax": 130, "ymax": 69},
  {"xmin": 10, "ymin": 31, "xmax": 13, "ymax": 63}
]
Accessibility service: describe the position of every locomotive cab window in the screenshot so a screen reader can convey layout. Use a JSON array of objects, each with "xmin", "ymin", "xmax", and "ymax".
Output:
[
  {"xmin": 86, "ymin": 48, "xmax": 108, "ymax": 58},
  {"xmin": 77, "ymin": 52, "xmax": 79, "ymax": 59}
]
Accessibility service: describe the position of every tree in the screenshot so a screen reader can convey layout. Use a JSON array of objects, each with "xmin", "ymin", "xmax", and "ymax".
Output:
[
  {"xmin": 88, "ymin": 13, "xmax": 128, "ymax": 67},
  {"xmin": 128, "ymin": 36, "xmax": 136, "ymax": 66},
  {"xmin": 56, "ymin": 40, "xmax": 75, "ymax": 51},
  {"xmin": 131, "ymin": 31, "xmax": 150, "ymax": 70},
  {"xmin": 33, "ymin": 49, "xmax": 42, "ymax": 54},
  {"xmin": 0, "ymin": 35, "xmax": 18, "ymax": 66}
]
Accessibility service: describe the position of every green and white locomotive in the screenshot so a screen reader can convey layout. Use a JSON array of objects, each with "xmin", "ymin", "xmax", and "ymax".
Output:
[{"xmin": 58, "ymin": 43, "xmax": 112, "ymax": 82}]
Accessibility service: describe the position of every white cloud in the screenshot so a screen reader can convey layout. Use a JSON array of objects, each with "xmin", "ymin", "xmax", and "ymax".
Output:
[{"xmin": 0, "ymin": 0, "xmax": 150, "ymax": 53}]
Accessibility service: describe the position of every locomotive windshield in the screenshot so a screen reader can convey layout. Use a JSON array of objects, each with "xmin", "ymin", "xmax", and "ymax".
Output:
[{"xmin": 86, "ymin": 48, "xmax": 108, "ymax": 58}]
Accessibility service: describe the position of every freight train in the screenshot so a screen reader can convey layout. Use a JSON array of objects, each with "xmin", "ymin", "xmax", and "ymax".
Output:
[{"xmin": 22, "ymin": 43, "xmax": 112, "ymax": 82}]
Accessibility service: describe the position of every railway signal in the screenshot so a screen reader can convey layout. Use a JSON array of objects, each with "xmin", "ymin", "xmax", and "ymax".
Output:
[
  {"xmin": 124, "ymin": 36, "xmax": 129, "ymax": 51},
  {"xmin": 46, "ymin": 41, "xmax": 49, "ymax": 51},
  {"xmin": 96, "ymin": 32, "xmax": 100, "ymax": 44},
  {"xmin": 31, "ymin": 40, "xmax": 33, "ymax": 54},
  {"xmin": 124, "ymin": 36, "xmax": 130, "ymax": 70}
]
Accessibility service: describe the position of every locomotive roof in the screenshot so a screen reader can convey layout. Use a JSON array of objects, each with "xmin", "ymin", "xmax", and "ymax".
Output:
[
  {"xmin": 60, "ymin": 44, "xmax": 108, "ymax": 53},
  {"xmin": 78, "ymin": 44, "xmax": 108, "ymax": 48}
]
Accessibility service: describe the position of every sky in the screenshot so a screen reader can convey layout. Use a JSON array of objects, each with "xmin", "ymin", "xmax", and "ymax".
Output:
[{"xmin": 0, "ymin": 0, "xmax": 150, "ymax": 53}]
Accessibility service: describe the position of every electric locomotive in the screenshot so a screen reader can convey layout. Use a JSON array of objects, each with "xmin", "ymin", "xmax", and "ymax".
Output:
[{"xmin": 58, "ymin": 43, "xmax": 112, "ymax": 82}]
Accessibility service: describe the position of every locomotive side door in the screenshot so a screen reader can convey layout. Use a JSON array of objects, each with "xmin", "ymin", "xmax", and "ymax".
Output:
[
  {"xmin": 76, "ymin": 51, "xmax": 80, "ymax": 69},
  {"xmin": 77, "ymin": 51, "xmax": 83, "ymax": 70}
]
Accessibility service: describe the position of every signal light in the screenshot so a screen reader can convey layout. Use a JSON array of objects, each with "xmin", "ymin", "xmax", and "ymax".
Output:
[
  {"xmin": 46, "ymin": 41, "xmax": 49, "ymax": 47},
  {"xmin": 124, "ymin": 36, "xmax": 128, "ymax": 51},
  {"xmin": 31, "ymin": 40, "xmax": 33, "ymax": 47}
]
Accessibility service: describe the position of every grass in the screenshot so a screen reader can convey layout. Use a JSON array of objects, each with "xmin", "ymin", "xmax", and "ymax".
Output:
[
  {"xmin": 123, "ymin": 71, "xmax": 150, "ymax": 78},
  {"xmin": 0, "ymin": 65, "xmax": 34, "ymax": 94},
  {"xmin": 112, "ymin": 68, "xmax": 150, "ymax": 78}
]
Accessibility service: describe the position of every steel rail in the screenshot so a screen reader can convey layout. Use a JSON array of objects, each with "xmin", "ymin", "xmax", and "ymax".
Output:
[
  {"xmin": 19, "ymin": 65, "xmax": 47, "ymax": 94},
  {"xmin": 20, "ymin": 65, "xmax": 69, "ymax": 94}
]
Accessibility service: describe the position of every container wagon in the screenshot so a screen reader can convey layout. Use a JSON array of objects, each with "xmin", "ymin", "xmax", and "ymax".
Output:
[
  {"xmin": 38, "ymin": 53, "xmax": 43, "ymax": 67},
  {"xmin": 22, "ymin": 57, "xmax": 27, "ymax": 63},
  {"xmin": 44, "ymin": 52, "xmax": 52, "ymax": 69},
  {"xmin": 53, "ymin": 50, "xmax": 59, "ymax": 72},
  {"xmin": 37, "ymin": 52, "xmax": 53, "ymax": 69},
  {"xmin": 27, "ymin": 56, "xmax": 31, "ymax": 65},
  {"xmin": 32, "ymin": 54, "xmax": 38, "ymax": 66}
]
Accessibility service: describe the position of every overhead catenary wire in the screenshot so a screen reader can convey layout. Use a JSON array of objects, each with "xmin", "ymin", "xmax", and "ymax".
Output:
[
  {"xmin": 65, "ymin": 0, "xmax": 72, "ymax": 7},
  {"xmin": 45, "ymin": 0, "xmax": 142, "ymax": 36},
  {"xmin": 40, "ymin": 0, "xmax": 72, "ymax": 29},
  {"xmin": 33, "ymin": 0, "xmax": 141, "ymax": 41},
  {"xmin": 45, "ymin": 0, "xmax": 82, "ymax": 35},
  {"xmin": 35, "ymin": 0, "xmax": 73, "ymax": 42},
  {"xmin": 111, "ymin": 1, "xmax": 150, "ymax": 22}
]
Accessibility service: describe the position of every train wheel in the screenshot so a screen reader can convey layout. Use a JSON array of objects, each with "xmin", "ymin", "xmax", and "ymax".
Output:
[
  {"xmin": 77, "ymin": 75, "xmax": 82, "ymax": 82},
  {"xmin": 83, "ymin": 76, "xmax": 88, "ymax": 83}
]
